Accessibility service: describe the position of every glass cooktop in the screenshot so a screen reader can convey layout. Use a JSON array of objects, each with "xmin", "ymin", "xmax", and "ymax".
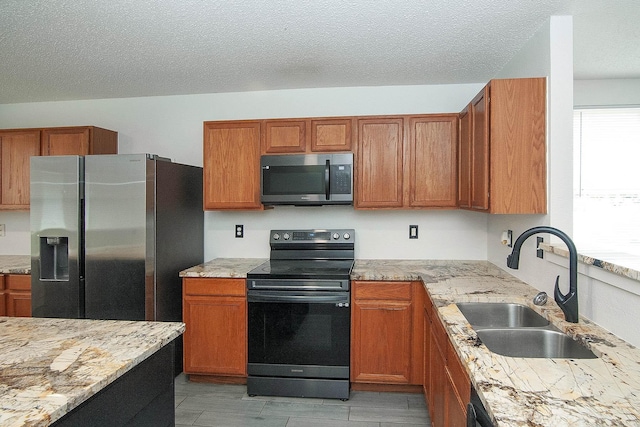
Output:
[{"xmin": 246, "ymin": 259, "xmax": 354, "ymax": 280}]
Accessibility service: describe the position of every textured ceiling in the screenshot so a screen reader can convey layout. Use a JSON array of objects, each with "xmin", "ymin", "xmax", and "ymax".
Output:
[{"xmin": 0, "ymin": 0, "xmax": 638, "ymax": 104}]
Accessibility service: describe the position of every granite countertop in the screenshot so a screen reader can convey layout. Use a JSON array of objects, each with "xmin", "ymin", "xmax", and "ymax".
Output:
[
  {"xmin": 0, "ymin": 256, "xmax": 30, "ymax": 275},
  {"xmin": 179, "ymin": 258, "xmax": 266, "ymax": 278},
  {"xmin": 354, "ymin": 259, "xmax": 640, "ymax": 426},
  {"xmin": 186, "ymin": 257, "xmax": 640, "ymax": 426},
  {"xmin": 0, "ymin": 317, "xmax": 184, "ymax": 427}
]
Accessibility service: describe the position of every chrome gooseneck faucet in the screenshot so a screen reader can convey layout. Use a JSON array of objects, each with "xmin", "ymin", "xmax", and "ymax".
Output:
[{"xmin": 506, "ymin": 226, "xmax": 579, "ymax": 323}]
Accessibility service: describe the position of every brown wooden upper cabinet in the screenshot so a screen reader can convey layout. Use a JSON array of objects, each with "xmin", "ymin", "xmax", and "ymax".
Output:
[
  {"xmin": 408, "ymin": 115, "xmax": 458, "ymax": 208},
  {"xmin": 203, "ymin": 120, "xmax": 263, "ymax": 210},
  {"xmin": 356, "ymin": 117, "xmax": 404, "ymax": 208},
  {"xmin": 0, "ymin": 126, "xmax": 117, "ymax": 210},
  {"xmin": 262, "ymin": 117, "xmax": 353, "ymax": 154},
  {"xmin": 459, "ymin": 77, "xmax": 547, "ymax": 214},
  {"xmin": 0, "ymin": 129, "xmax": 41, "ymax": 209},
  {"xmin": 41, "ymin": 126, "xmax": 118, "ymax": 156},
  {"xmin": 355, "ymin": 115, "xmax": 458, "ymax": 209}
]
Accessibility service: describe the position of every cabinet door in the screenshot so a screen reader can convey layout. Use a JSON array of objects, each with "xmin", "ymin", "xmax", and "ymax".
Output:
[
  {"xmin": 429, "ymin": 326, "xmax": 446, "ymax": 427},
  {"xmin": 311, "ymin": 118, "xmax": 353, "ymax": 152},
  {"xmin": 408, "ymin": 115, "xmax": 458, "ymax": 208},
  {"xmin": 356, "ymin": 118, "xmax": 404, "ymax": 208},
  {"xmin": 42, "ymin": 127, "xmax": 90, "ymax": 155},
  {"xmin": 203, "ymin": 121, "xmax": 262, "ymax": 210},
  {"xmin": 445, "ymin": 368, "xmax": 467, "ymax": 427},
  {"xmin": 470, "ymin": 87, "xmax": 489, "ymax": 210},
  {"xmin": 352, "ymin": 298, "xmax": 412, "ymax": 383},
  {"xmin": 6, "ymin": 274, "xmax": 31, "ymax": 317},
  {"xmin": 263, "ymin": 119, "xmax": 308, "ymax": 153},
  {"xmin": 183, "ymin": 294, "xmax": 247, "ymax": 375},
  {"xmin": 0, "ymin": 130, "xmax": 41, "ymax": 209},
  {"xmin": 489, "ymin": 78, "xmax": 546, "ymax": 214},
  {"xmin": 423, "ymin": 289, "xmax": 432, "ymax": 407},
  {"xmin": 0, "ymin": 275, "xmax": 5, "ymax": 316},
  {"xmin": 458, "ymin": 106, "xmax": 472, "ymax": 208}
]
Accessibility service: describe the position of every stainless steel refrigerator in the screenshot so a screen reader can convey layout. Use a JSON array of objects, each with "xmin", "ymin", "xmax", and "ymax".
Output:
[{"xmin": 30, "ymin": 154, "xmax": 203, "ymax": 322}]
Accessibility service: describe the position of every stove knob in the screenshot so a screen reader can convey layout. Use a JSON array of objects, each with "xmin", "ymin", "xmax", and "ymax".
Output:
[
  {"xmin": 283, "ymin": 233, "xmax": 291, "ymax": 240},
  {"xmin": 343, "ymin": 232, "xmax": 351, "ymax": 240},
  {"xmin": 273, "ymin": 233, "xmax": 280, "ymax": 240},
  {"xmin": 332, "ymin": 233, "xmax": 340, "ymax": 240}
]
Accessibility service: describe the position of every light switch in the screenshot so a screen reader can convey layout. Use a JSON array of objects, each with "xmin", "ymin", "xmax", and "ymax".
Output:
[{"xmin": 409, "ymin": 225, "xmax": 418, "ymax": 239}]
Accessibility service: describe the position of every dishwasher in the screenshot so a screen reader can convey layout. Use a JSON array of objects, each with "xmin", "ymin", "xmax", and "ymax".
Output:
[{"xmin": 467, "ymin": 388, "xmax": 494, "ymax": 427}]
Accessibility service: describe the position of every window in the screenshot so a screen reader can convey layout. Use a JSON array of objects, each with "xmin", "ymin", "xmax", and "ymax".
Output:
[{"xmin": 573, "ymin": 108, "xmax": 640, "ymax": 260}]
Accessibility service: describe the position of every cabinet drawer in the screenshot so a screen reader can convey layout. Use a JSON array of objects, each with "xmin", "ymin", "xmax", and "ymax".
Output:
[
  {"xmin": 353, "ymin": 281, "xmax": 412, "ymax": 301},
  {"xmin": 183, "ymin": 278, "xmax": 246, "ymax": 297},
  {"xmin": 6, "ymin": 274, "xmax": 31, "ymax": 291}
]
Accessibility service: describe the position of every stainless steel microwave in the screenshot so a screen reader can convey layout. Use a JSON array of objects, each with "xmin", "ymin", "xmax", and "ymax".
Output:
[{"xmin": 260, "ymin": 153, "xmax": 353, "ymax": 206}]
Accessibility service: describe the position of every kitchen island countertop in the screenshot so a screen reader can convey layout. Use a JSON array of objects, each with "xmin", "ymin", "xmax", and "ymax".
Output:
[
  {"xmin": 184, "ymin": 257, "xmax": 640, "ymax": 426},
  {"xmin": 0, "ymin": 317, "xmax": 184, "ymax": 426}
]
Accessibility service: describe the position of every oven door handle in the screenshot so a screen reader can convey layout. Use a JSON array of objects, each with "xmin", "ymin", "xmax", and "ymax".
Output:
[{"xmin": 248, "ymin": 292, "xmax": 349, "ymax": 304}]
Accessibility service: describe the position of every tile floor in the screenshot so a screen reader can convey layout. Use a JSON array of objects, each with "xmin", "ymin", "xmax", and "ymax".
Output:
[{"xmin": 175, "ymin": 374, "xmax": 431, "ymax": 427}]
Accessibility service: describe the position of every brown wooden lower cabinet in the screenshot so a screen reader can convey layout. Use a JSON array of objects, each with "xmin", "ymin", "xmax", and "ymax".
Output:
[
  {"xmin": 424, "ymin": 287, "xmax": 471, "ymax": 427},
  {"xmin": 1, "ymin": 274, "xmax": 32, "ymax": 317},
  {"xmin": 182, "ymin": 278, "xmax": 247, "ymax": 382},
  {"xmin": 351, "ymin": 281, "xmax": 423, "ymax": 388}
]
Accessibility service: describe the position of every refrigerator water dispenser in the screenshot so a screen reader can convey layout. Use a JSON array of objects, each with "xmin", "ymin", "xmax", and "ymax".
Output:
[{"xmin": 39, "ymin": 237, "xmax": 69, "ymax": 281}]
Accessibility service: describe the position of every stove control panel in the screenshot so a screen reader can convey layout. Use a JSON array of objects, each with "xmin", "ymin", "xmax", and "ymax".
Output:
[{"xmin": 270, "ymin": 229, "xmax": 355, "ymax": 244}]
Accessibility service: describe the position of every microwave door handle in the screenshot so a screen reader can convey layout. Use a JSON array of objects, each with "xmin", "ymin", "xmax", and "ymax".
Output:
[{"xmin": 325, "ymin": 159, "xmax": 330, "ymax": 200}]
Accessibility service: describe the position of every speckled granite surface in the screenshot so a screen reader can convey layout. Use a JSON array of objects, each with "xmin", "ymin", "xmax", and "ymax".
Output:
[
  {"xmin": 541, "ymin": 242, "xmax": 640, "ymax": 282},
  {"xmin": 0, "ymin": 317, "xmax": 184, "ymax": 427},
  {"xmin": 184, "ymin": 258, "xmax": 640, "ymax": 426},
  {"xmin": 179, "ymin": 258, "xmax": 266, "ymax": 278},
  {"xmin": 0, "ymin": 256, "xmax": 30, "ymax": 275}
]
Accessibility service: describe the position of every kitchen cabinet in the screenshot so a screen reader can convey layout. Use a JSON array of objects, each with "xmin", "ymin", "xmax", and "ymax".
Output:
[
  {"xmin": 0, "ymin": 126, "xmax": 118, "ymax": 210},
  {"xmin": 355, "ymin": 117, "xmax": 405, "ymax": 208},
  {"xmin": 459, "ymin": 77, "xmax": 546, "ymax": 213},
  {"xmin": 203, "ymin": 121, "xmax": 263, "ymax": 210},
  {"xmin": 351, "ymin": 281, "xmax": 423, "ymax": 386},
  {"xmin": 263, "ymin": 119, "xmax": 307, "ymax": 153},
  {"xmin": 311, "ymin": 118, "xmax": 352, "ymax": 152},
  {"xmin": 355, "ymin": 115, "xmax": 458, "ymax": 209},
  {"xmin": 0, "ymin": 130, "xmax": 40, "ymax": 210},
  {"xmin": 457, "ymin": 105, "xmax": 472, "ymax": 208},
  {"xmin": 424, "ymin": 288, "xmax": 470, "ymax": 426},
  {"xmin": 262, "ymin": 117, "xmax": 353, "ymax": 154},
  {"xmin": 41, "ymin": 126, "xmax": 118, "ymax": 156},
  {"xmin": 407, "ymin": 115, "xmax": 458, "ymax": 208},
  {"xmin": 182, "ymin": 278, "xmax": 247, "ymax": 381},
  {"xmin": 0, "ymin": 275, "xmax": 4, "ymax": 316},
  {"xmin": 2, "ymin": 274, "xmax": 32, "ymax": 317}
]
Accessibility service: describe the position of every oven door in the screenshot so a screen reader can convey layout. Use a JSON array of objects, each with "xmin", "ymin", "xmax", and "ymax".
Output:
[{"xmin": 247, "ymin": 290, "xmax": 350, "ymax": 379}]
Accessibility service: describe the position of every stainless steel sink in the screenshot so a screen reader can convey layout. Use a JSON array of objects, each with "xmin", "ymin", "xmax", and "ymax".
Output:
[
  {"xmin": 456, "ymin": 302, "xmax": 549, "ymax": 328},
  {"xmin": 476, "ymin": 328, "xmax": 598, "ymax": 359}
]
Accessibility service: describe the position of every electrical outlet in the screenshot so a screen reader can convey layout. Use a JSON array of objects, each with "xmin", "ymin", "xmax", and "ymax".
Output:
[
  {"xmin": 536, "ymin": 237, "xmax": 544, "ymax": 258},
  {"xmin": 0, "ymin": 224, "xmax": 5, "ymax": 237},
  {"xmin": 235, "ymin": 225, "xmax": 244, "ymax": 238},
  {"xmin": 409, "ymin": 225, "xmax": 418, "ymax": 239}
]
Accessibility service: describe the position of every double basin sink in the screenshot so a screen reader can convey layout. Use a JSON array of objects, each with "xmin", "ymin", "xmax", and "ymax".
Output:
[{"xmin": 456, "ymin": 302, "xmax": 597, "ymax": 359}]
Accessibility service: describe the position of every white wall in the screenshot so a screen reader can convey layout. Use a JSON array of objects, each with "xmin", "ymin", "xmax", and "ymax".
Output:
[
  {"xmin": 0, "ymin": 83, "xmax": 487, "ymax": 259},
  {"xmin": 487, "ymin": 17, "xmax": 640, "ymax": 347},
  {"xmin": 574, "ymin": 79, "xmax": 640, "ymax": 107}
]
